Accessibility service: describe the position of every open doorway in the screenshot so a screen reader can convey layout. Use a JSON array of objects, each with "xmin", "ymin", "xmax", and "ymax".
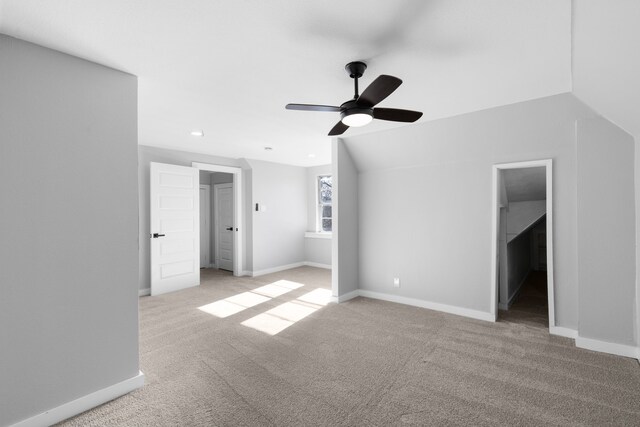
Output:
[
  {"xmin": 199, "ymin": 171, "xmax": 234, "ymax": 272},
  {"xmin": 491, "ymin": 160, "xmax": 555, "ymax": 331},
  {"xmin": 193, "ymin": 162, "xmax": 243, "ymax": 276}
]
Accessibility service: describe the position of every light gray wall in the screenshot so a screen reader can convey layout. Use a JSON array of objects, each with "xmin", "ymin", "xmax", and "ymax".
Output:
[
  {"xmin": 573, "ymin": 0, "xmax": 640, "ymax": 140},
  {"xmin": 0, "ymin": 35, "xmax": 139, "ymax": 426},
  {"xmin": 305, "ymin": 238, "xmax": 332, "ymax": 266},
  {"xmin": 199, "ymin": 171, "xmax": 211, "ymax": 185},
  {"xmin": 332, "ymin": 139, "xmax": 359, "ymax": 297},
  {"xmin": 571, "ymin": 0, "xmax": 640, "ymax": 354},
  {"xmin": 345, "ymin": 93, "xmax": 595, "ymax": 326},
  {"xmin": 507, "ymin": 233, "xmax": 531, "ymax": 302},
  {"xmin": 199, "ymin": 171, "xmax": 212, "ymax": 267},
  {"xmin": 138, "ymin": 145, "xmax": 252, "ymax": 290},
  {"xmin": 577, "ymin": 116, "xmax": 636, "ymax": 346},
  {"xmin": 212, "ymin": 172, "xmax": 233, "ymax": 185},
  {"xmin": 247, "ymin": 159, "xmax": 307, "ymax": 273}
]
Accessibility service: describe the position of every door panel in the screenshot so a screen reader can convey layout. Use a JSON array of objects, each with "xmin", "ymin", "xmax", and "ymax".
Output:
[
  {"xmin": 150, "ymin": 162, "xmax": 200, "ymax": 296},
  {"xmin": 215, "ymin": 184, "xmax": 234, "ymax": 271}
]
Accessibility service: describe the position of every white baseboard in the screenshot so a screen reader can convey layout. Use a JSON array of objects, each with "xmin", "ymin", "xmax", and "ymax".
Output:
[
  {"xmin": 303, "ymin": 261, "xmax": 332, "ymax": 270},
  {"xmin": 549, "ymin": 326, "xmax": 578, "ymax": 339},
  {"xmin": 250, "ymin": 262, "xmax": 305, "ymax": 277},
  {"xmin": 357, "ymin": 289, "xmax": 495, "ymax": 322},
  {"xmin": 576, "ymin": 336, "xmax": 639, "ymax": 359},
  {"xmin": 11, "ymin": 371, "xmax": 144, "ymax": 427},
  {"xmin": 330, "ymin": 289, "xmax": 360, "ymax": 303},
  {"xmin": 139, "ymin": 288, "xmax": 150, "ymax": 297}
]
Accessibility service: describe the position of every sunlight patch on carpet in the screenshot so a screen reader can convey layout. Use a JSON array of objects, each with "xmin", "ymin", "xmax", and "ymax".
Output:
[
  {"xmin": 198, "ymin": 291, "xmax": 271, "ymax": 318},
  {"xmin": 251, "ymin": 280, "xmax": 304, "ymax": 298},
  {"xmin": 241, "ymin": 288, "xmax": 331, "ymax": 335}
]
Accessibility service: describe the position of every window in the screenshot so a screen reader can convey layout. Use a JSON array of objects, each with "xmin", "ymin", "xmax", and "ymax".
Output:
[{"xmin": 317, "ymin": 175, "xmax": 332, "ymax": 232}]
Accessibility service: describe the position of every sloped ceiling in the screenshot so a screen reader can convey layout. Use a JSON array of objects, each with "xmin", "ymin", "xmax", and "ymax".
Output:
[
  {"xmin": 572, "ymin": 0, "xmax": 640, "ymax": 141},
  {"xmin": 0, "ymin": 0, "xmax": 571, "ymax": 166}
]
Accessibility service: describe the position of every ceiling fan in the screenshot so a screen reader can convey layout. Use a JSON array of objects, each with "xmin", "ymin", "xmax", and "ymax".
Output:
[{"xmin": 286, "ymin": 61, "xmax": 423, "ymax": 136}]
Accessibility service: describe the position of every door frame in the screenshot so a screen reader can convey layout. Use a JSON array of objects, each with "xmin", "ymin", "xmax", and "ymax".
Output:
[
  {"xmin": 192, "ymin": 162, "xmax": 244, "ymax": 276},
  {"xmin": 490, "ymin": 159, "xmax": 555, "ymax": 331},
  {"xmin": 214, "ymin": 183, "xmax": 234, "ymax": 271},
  {"xmin": 199, "ymin": 184, "xmax": 212, "ymax": 268}
]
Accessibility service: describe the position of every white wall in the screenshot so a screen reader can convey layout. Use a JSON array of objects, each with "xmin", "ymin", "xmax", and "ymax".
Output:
[
  {"xmin": 247, "ymin": 159, "xmax": 307, "ymax": 273},
  {"xmin": 0, "ymin": 35, "xmax": 139, "ymax": 426},
  {"xmin": 138, "ymin": 146, "xmax": 252, "ymax": 290},
  {"xmin": 577, "ymin": 116, "xmax": 636, "ymax": 346},
  {"xmin": 345, "ymin": 93, "xmax": 595, "ymax": 327},
  {"xmin": 332, "ymin": 139, "xmax": 359, "ymax": 298}
]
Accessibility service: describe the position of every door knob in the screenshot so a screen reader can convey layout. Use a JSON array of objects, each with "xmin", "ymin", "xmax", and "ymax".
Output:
[
  {"xmin": 225, "ymin": 227, "xmax": 233, "ymax": 231},
  {"xmin": 152, "ymin": 233, "xmax": 165, "ymax": 238}
]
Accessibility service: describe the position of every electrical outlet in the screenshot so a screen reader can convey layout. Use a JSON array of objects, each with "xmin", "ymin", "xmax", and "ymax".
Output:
[{"xmin": 393, "ymin": 277, "xmax": 400, "ymax": 288}]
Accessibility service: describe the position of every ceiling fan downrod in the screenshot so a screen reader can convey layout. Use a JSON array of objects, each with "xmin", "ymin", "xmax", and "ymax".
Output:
[{"xmin": 345, "ymin": 61, "xmax": 367, "ymax": 99}]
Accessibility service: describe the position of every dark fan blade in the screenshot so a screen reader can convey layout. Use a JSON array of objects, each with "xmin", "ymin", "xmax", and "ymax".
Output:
[
  {"xmin": 357, "ymin": 75, "xmax": 402, "ymax": 107},
  {"xmin": 373, "ymin": 108, "xmax": 423, "ymax": 123},
  {"xmin": 286, "ymin": 103, "xmax": 341, "ymax": 112},
  {"xmin": 328, "ymin": 121, "xmax": 349, "ymax": 136}
]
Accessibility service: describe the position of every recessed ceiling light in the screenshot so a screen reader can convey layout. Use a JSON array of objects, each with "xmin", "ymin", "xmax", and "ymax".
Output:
[
  {"xmin": 190, "ymin": 130, "xmax": 204, "ymax": 137},
  {"xmin": 264, "ymin": 147, "xmax": 273, "ymax": 151},
  {"xmin": 308, "ymin": 154, "xmax": 316, "ymax": 158}
]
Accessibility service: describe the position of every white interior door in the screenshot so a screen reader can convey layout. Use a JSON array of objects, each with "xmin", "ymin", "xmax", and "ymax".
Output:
[
  {"xmin": 215, "ymin": 183, "xmax": 234, "ymax": 271},
  {"xmin": 150, "ymin": 162, "xmax": 200, "ymax": 296},
  {"xmin": 199, "ymin": 185, "xmax": 211, "ymax": 268}
]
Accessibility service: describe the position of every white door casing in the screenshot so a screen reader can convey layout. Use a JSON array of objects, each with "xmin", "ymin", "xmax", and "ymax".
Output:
[
  {"xmin": 199, "ymin": 185, "xmax": 211, "ymax": 268},
  {"xmin": 215, "ymin": 183, "xmax": 234, "ymax": 271},
  {"xmin": 150, "ymin": 162, "xmax": 200, "ymax": 296},
  {"xmin": 490, "ymin": 159, "xmax": 554, "ymax": 330}
]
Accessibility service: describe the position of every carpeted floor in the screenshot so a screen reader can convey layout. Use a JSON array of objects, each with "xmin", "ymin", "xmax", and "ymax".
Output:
[{"xmin": 60, "ymin": 267, "xmax": 640, "ymax": 426}]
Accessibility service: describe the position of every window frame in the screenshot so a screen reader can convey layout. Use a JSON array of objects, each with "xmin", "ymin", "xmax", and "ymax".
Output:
[{"xmin": 316, "ymin": 174, "xmax": 332, "ymax": 233}]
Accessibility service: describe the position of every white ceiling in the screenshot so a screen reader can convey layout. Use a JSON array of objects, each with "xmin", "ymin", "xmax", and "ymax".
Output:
[
  {"xmin": 503, "ymin": 167, "xmax": 546, "ymax": 202},
  {"xmin": 0, "ymin": 0, "xmax": 571, "ymax": 166}
]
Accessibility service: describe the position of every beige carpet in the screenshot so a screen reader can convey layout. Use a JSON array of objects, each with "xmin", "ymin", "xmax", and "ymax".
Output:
[{"xmin": 60, "ymin": 267, "xmax": 640, "ymax": 426}]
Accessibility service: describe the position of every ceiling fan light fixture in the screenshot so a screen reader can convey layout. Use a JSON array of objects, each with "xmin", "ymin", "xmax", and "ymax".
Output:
[{"xmin": 341, "ymin": 110, "xmax": 373, "ymax": 127}]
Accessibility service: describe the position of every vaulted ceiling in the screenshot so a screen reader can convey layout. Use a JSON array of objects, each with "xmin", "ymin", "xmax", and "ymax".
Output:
[{"xmin": 0, "ymin": 0, "xmax": 572, "ymax": 166}]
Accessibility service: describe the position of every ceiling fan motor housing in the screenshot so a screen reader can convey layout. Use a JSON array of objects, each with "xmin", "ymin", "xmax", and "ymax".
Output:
[{"xmin": 340, "ymin": 99, "xmax": 373, "ymax": 127}]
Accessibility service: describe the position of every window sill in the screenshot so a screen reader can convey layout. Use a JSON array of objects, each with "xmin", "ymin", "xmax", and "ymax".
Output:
[{"xmin": 305, "ymin": 232, "xmax": 332, "ymax": 239}]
